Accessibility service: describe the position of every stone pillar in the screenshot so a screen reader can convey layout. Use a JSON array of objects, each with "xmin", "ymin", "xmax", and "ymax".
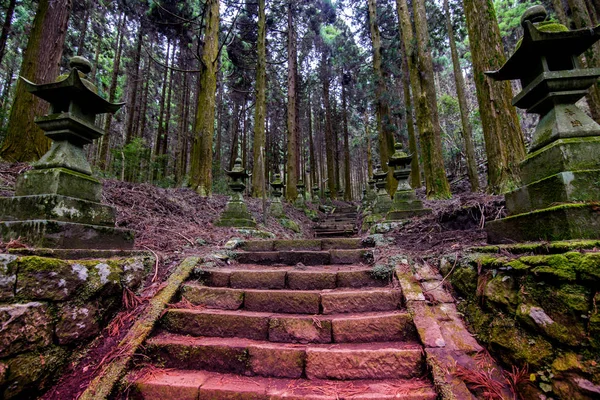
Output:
[
  {"xmin": 485, "ymin": 6, "xmax": 600, "ymax": 242},
  {"xmin": 269, "ymin": 173, "xmax": 285, "ymax": 218},
  {"xmin": 372, "ymin": 164, "xmax": 392, "ymax": 215},
  {"xmin": 324, "ymin": 188, "xmax": 333, "ymax": 206},
  {"xmin": 312, "ymin": 185, "xmax": 320, "ymax": 204},
  {"xmin": 294, "ymin": 180, "xmax": 306, "ymax": 208},
  {"xmin": 0, "ymin": 56, "xmax": 133, "ymax": 249},
  {"xmin": 216, "ymin": 158, "xmax": 256, "ymax": 228},
  {"xmin": 387, "ymin": 143, "xmax": 431, "ymax": 220}
]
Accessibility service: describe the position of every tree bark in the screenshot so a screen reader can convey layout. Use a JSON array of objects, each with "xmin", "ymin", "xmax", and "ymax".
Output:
[
  {"xmin": 0, "ymin": 0, "xmax": 17, "ymax": 67},
  {"xmin": 367, "ymin": 0, "xmax": 395, "ymax": 192},
  {"xmin": 99, "ymin": 13, "xmax": 125, "ymax": 171},
  {"xmin": 285, "ymin": 1, "xmax": 299, "ymax": 201},
  {"xmin": 411, "ymin": 0, "xmax": 451, "ymax": 199},
  {"xmin": 0, "ymin": 0, "xmax": 72, "ymax": 162},
  {"xmin": 444, "ymin": 0, "xmax": 479, "ymax": 192},
  {"xmin": 252, "ymin": 0, "xmax": 267, "ymax": 198},
  {"xmin": 321, "ymin": 52, "xmax": 336, "ymax": 199},
  {"xmin": 190, "ymin": 0, "xmax": 219, "ymax": 196},
  {"xmin": 342, "ymin": 76, "xmax": 352, "ymax": 201},
  {"xmin": 125, "ymin": 24, "xmax": 144, "ymax": 144},
  {"xmin": 463, "ymin": 0, "xmax": 526, "ymax": 194},
  {"xmin": 568, "ymin": 0, "xmax": 600, "ymax": 121},
  {"xmin": 76, "ymin": 0, "xmax": 91, "ymax": 56}
]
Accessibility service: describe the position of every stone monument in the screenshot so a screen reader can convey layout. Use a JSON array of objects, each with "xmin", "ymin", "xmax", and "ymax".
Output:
[
  {"xmin": 269, "ymin": 173, "xmax": 285, "ymax": 218},
  {"xmin": 0, "ymin": 56, "xmax": 133, "ymax": 249},
  {"xmin": 485, "ymin": 5, "xmax": 600, "ymax": 242},
  {"xmin": 294, "ymin": 180, "xmax": 306, "ymax": 208},
  {"xmin": 216, "ymin": 158, "xmax": 256, "ymax": 227},
  {"xmin": 386, "ymin": 142, "xmax": 431, "ymax": 220},
  {"xmin": 372, "ymin": 164, "xmax": 392, "ymax": 215},
  {"xmin": 312, "ymin": 185, "xmax": 320, "ymax": 204}
]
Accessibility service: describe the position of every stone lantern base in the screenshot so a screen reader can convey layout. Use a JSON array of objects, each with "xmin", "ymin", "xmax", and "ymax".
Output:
[
  {"xmin": 269, "ymin": 198, "xmax": 285, "ymax": 218},
  {"xmin": 0, "ymin": 168, "xmax": 134, "ymax": 249},
  {"xmin": 486, "ymin": 136, "xmax": 600, "ymax": 243},
  {"xmin": 216, "ymin": 196, "xmax": 256, "ymax": 228},
  {"xmin": 386, "ymin": 190, "xmax": 431, "ymax": 221}
]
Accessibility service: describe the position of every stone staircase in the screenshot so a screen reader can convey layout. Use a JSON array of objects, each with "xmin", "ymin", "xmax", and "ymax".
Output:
[
  {"xmin": 131, "ymin": 238, "xmax": 437, "ymax": 399},
  {"xmin": 314, "ymin": 205, "xmax": 359, "ymax": 238}
]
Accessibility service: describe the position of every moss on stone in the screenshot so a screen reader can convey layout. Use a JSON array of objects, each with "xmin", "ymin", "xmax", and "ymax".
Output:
[
  {"xmin": 279, "ymin": 218, "xmax": 300, "ymax": 233},
  {"xmin": 484, "ymin": 274, "xmax": 519, "ymax": 311}
]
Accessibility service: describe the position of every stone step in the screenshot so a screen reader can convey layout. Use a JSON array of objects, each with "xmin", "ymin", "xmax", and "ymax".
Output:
[
  {"xmin": 315, "ymin": 230, "xmax": 357, "ymax": 238},
  {"xmin": 314, "ymin": 223, "xmax": 356, "ymax": 231},
  {"xmin": 132, "ymin": 369, "xmax": 437, "ymax": 400},
  {"xmin": 194, "ymin": 267, "xmax": 389, "ymax": 290},
  {"xmin": 240, "ymin": 238, "xmax": 370, "ymax": 252},
  {"xmin": 145, "ymin": 334, "xmax": 424, "ymax": 380},
  {"xmin": 161, "ymin": 309, "xmax": 414, "ymax": 343},
  {"xmin": 236, "ymin": 249, "xmax": 372, "ymax": 265},
  {"xmin": 181, "ymin": 285, "xmax": 401, "ymax": 314}
]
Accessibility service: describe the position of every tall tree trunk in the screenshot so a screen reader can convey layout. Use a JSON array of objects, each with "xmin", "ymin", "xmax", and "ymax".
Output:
[
  {"xmin": 0, "ymin": 0, "xmax": 72, "ymax": 162},
  {"xmin": 285, "ymin": 1, "xmax": 298, "ymax": 201},
  {"xmin": 444, "ymin": 0, "xmax": 479, "ymax": 192},
  {"xmin": 367, "ymin": 0, "xmax": 395, "ymax": 191},
  {"xmin": 308, "ymin": 93, "xmax": 317, "ymax": 188},
  {"xmin": 155, "ymin": 39, "xmax": 171, "ymax": 160},
  {"xmin": 364, "ymin": 112, "xmax": 373, "ymax": 179},
  {"xmin": 322, "ymin": 53, "xmax": 336, "ymax": 199},
  {"xmin": 0, "ymin": 0, "xmax": 17, "ymax": 67},
  {"xmin": 342, "ymin": 77, "xmax": 352, "ymax": 201},
  {"xmin": 552, "ymin": 0, "xmax": 569, "ymax": 23},
  {"xmin": 251, "ymin": 0, "xmax": 267, "ymax": 197},
  {"xmin": 412, "ymin": 0, "xmax": 451, "ymax": 199},
  {"xmin": 125, "ymin": 24, "xmax": 144, "ymax": 144},
  {"xmin": 137, "ymin": 39, "xmax": 153, "ymax": 140},
  {"xmin": 215, "ymin": 71, "xmax": 223, "ymax": 175},
  {"xmin": 568, "ymin": 0, "xmax": 600, "ymax": 121},
  {"xmin": 463, "ymin": 0, "xmax": 526, "ymax": 194},
  {"xmin": 398, "ymin": 26, "xmax": 421, "ymax": 189},
  {"xmin": 99, "ymin": 13, "xmax": 125, "ymax": 171},
  {"xmin": 191, "ymin": 0, "xmax": 219, "ymax": 196},
  {"xmin": 76, "ymin": 0, "xmax": 90, "ymax": 56}
]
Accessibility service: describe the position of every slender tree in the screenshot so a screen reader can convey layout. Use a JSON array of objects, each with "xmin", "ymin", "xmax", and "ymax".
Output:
[
  {"xmin": 0, "ymin": 0, "xmax": 17, "ymax": 67},
  {"xmin": 190, "ymin": 0, "xmax": 219, "ymax": 196},
  {"xmin": 443, "ymin": 0, "xmax": 479, "ymax": 192},
  {"xmin": 251, "ymin": 0, "xmax": 267, "ymax": 197},
  {"xmin": 285, "ymin": 1, "xmax": 299, "ymax": 201},
  {"xmin": 0, "ymin": 0, "xmax": 73, "ymax": 161},
  {"xmin": 463, "ymin": 0, "xmax": 526, "ymax": 193}
]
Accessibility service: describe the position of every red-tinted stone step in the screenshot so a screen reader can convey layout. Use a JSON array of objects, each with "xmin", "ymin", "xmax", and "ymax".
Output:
[
  {"xmin": 182, "ymin": 284, "xmax": 244, "ymax": 310},
  {"xmin": 236, "ymin": 251, "xmax": 281, "ymax": 264},
  {"xmin": 305, "ymin": 342, "xmax": 424, "ymax": 380},
  {"xmin": 145, "ymin": 334, "xmax": 305, "ymax": 378},
  {"xmin": 230, "ymin": 270, "xmax": 286, "ymax": 289},
  {"xmin": 336, "ymin": 269, "xmax": 388, "ymax": 288},
  {"xmin": 274, "ymin": 239, "xmax": 322, "ymax": 251},
  {"xmin": 269, "ymin": 315, "xmax": 332, "ymax": 344},
  {"xmin": 321, "ymin": 238, "xmax": 365, "ymax": 249},
  {"xmin": 162, "ymin": 309, "xmax": 269, "ymax": 340},
  {"xmin": 244, "ymin": 290, "xmax": 320, "ymax": 314},
  {"xmin": 331, "ymin": 312, "xmax": 416, "ymax": 343},
  {"xmin": 278, "ymin": 251, "xmax": 331, "ymax": 266},
  {"xmin": 134, "ymin": 369, "xmax": 437, "ymax": 400},
  {"xmin": 321, "ymin": 289, "xmax": 402, "ymax": 314},
  {"xmin": 286, "ymin": 270, "xmax": 337, "ymax": 290}
]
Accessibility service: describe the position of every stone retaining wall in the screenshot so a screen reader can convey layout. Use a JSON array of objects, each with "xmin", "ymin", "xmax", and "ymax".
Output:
[
  {"xmin": 440, "ymin": 243, "xmax": 600, "ymax": 399},
  {"xmin": 0, "ymin": 254, "xmax": 151, "ymax": 399}
]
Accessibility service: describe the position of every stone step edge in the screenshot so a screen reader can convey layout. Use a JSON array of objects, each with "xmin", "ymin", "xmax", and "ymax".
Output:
[
  {"xmin": 145, "ymin": 336, "xmax": 425, "ymax": 380},
  {"xmin": 77, "ymin": 256, "xmax": 202, "ymax": 400},
  {"xmin": 131, "ymin": 368, "xmax": 438, "ymax": 400},
  {"xmin": 239, "ymin": 238, "xmax": 373, "ymax": 252},
  {"xmin": 395, "ymin": 264, "xmax": 512, "ymax": 400}
]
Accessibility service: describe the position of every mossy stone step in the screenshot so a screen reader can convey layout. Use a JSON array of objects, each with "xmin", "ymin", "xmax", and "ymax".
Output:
[
  {"xmin": 240, "ymin": 238, "xmax": 369, "ymax": 252},
  {"xmin": 161, "ymin": 309, "xmax": 413, "ymax": 344},
  {"xmin": 145, "ymin": 334, "xmax": 424, "ymax": 380},
  {"xmin": 132, "ymin": 369, "xmax": 438, "ymax": 400},
  {"xmin": 236, "ymin": 249, "xmax": 372, "ymax": 266},
  {"xmin": 180, "ymin": 285, "xmax": 401, "ymax": 314}
]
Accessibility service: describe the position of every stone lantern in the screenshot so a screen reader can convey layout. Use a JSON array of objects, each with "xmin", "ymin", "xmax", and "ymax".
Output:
[
  {"xmin": 324, "ymin": 188, "xmax": 333, "ymax": 206},
  {"xmin": 312, "ymin": 185, "xmax": 320, "ymax": 204},
  {"xmin": 485, "ymin": 5, "xmax": 600, "ymax": 242},
  {"xmin": 366, "ymin": 178, "xmax": 377, "ymax": 204},
  {"xmin": 269, "ymin": 173, "xmax": 285, "ymax": 218},
  {"xmin": 387, "ymin": 142, "xmax": 431, "ymax": 220},
  {"xmin": 216, "ymin": 158, "xmax": 256, "ymax": 227},
  {"xmin": 372, "ymin": 164, "xmax": 392, "ymax": 215},
  {"xmin": 295, "ymin": 180, "xmax": 306, "ymax": 208},
  {"xmin": 0, "ymin": 56, "xmax": 133, "ymax": 249}
]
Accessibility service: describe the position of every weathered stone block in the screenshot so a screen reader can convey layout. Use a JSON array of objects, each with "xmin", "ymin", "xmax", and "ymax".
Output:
[
  {"xmin": 162, "ymin": 310, "xmax": 269, "ymax": 341},
  {"xmin": 332, "ymin": 312, "xmax": 416, "ymax": 343},
  {"xmin": 321, "ymin": 289, "xmax": 401, "ymax": 314},
  {"xmin": 182, "ymin": 285, "xmax": 244, "ymax": 310},
  {"xmin": 135, "ymin": 370, "xmax": 207, "ymax": 400},
  {"xmin": 121, "ymin": 258, "xmax": 147, "ymax": 289},
  {"xmin": 268, "ymin": 316, "xmax": 332, "ymax": 344},
  {"xmin": 248, "ymin": 343, "xmax": 305, "ymax": 378},
  {"xmin": 15, "ymin": 167, "xmax": 102, "ymax": 202},
  {"xmin": 15, "ymin": 257, "xmax": 86, "ymax": 300},
  {"xmin": 230, "ymin": 270, "xmax": 286, "ymax": 289},
  {"xmin": 244, "ymin": 290, "xmax": 320, "ymax": 314},
  {"xmin": 55, "ymin": 302, "xmax": 100, "ymax": 345},
  {"xmin": 286, "ymin": 270, "xmax": 337, "ymax": 290},
  {"xmin": 0, "ymin": 220, "xmax": 134, "ymax": 250},
  {"xmin": 0, "ymin": 302, "xmax": 52, "ymax": 358},
  {"xmin": 0, "ymin": 255, "xmax": 17, "ymax": 300}
]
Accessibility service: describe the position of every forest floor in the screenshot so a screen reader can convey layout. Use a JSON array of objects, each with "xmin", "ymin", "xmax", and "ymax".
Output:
[{"xmin": 0, "ymin": 161, "xmax": 506, "ymax": 399}]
